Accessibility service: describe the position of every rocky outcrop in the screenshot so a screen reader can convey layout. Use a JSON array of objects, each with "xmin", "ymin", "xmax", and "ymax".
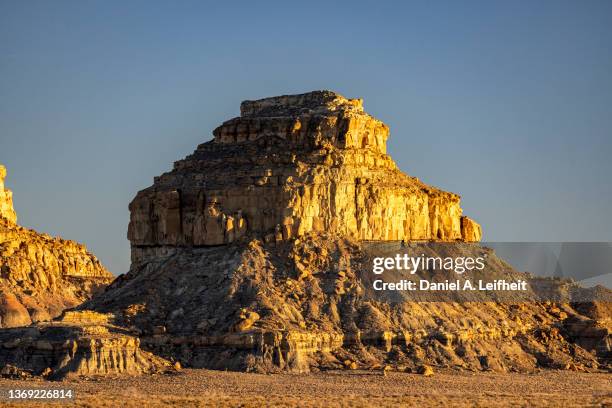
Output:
[
  {"xmin": 460, "ymin": 216, "xmax": 482, "ymax": 242},
  {"xmin": 0, "ymin": 165, "xmax": 114, "ymax": 328},
  {"xmin": 0, "ymin": 165, "xmax": 17, "ymax": 225},
  {"xmin": 128, "ymin": 91, "xmax": 481, "ymax": 265},
  {"xmin": 0, "ymin": 311, "xmax": 172, "ymax": 379}
]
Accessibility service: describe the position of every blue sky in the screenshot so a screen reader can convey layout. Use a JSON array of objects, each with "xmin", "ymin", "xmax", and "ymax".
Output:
[{"xmin": 1, "ymin": 1, "xmax": 611, "ymax": 274}]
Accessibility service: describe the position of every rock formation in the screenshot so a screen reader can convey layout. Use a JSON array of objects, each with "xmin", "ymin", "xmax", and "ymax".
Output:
[
  {"xmin": 0, "ymin": 165, "xmax": 114, "ymax": 328},
  {"xmin": 0, "ymin": 165, "xmax": 17, "ymax": 225},
  {"xmin": 0, "ymin": 91, "xmax": 609, "ymax": 379},
  {"xmin": 127, "ymin": 91, "xmax": 481, "ymax": 266},
  {"xmin": 0, "ymin": 311, "xmax": 172, "ymax": 380}
]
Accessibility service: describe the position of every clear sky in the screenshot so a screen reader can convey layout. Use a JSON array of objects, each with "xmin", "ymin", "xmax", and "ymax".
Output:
[{"xmin": 1, "ymin": 1, "xmax": 611, "ymax": 275}]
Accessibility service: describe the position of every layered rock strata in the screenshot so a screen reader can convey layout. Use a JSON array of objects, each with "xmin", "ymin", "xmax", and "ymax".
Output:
[
  {"xmin": 128, "ymin": 91, "xmax": 481, "ymax": 265},
  {"xmin": 0, "ymin": 165, "xmax": 114, "ymax": 328},
  {"xmin": 0, "ymin": 311, "xmax": 172, "ymax": 379}
]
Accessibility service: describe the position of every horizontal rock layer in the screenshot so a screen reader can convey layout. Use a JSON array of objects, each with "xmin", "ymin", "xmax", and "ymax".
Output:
[
  {"xmin": 128, "ymin": 91, "xmax": 481, "ymax": 265},
  {"xmin": 0, "ymin": 311, "xmax": 173, "ymax": 379}
]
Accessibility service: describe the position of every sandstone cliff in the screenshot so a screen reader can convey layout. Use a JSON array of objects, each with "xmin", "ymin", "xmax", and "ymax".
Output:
[
  {"xmin": 0, "ymin": 165, "xmax": 114, "ymax": 328},
  {"xmin": 127, "ymin": 91, "xmax": 481, "ymax": 266}
]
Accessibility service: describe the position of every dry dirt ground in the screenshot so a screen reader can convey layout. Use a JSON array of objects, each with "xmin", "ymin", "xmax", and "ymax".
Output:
[{"xmin": 0, "ymin": 369, "xmax": 610, "ymax": 407}]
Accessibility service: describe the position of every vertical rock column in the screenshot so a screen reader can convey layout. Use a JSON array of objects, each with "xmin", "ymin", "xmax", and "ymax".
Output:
[{"xmin": 0, "ymin": 164, "xmax": 17, "ymax": 224}]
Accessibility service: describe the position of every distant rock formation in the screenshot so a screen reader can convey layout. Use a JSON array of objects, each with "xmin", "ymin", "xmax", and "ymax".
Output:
[
  {"xmin": 0, "ymin": 165, "xmax": 113, "ymax": 328},
  {"xmin": 0, "ymin": 165, "xmax": 17, "ymax": 224},
  {"xmin": 128, "ymin": 91, "xmax": 481, "ymax": 265}
]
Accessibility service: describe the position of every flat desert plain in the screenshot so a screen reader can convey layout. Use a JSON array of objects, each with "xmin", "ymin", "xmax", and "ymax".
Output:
[{"xmin": 0, "ymin": 369, "xmax": 610, "ymax": 407}]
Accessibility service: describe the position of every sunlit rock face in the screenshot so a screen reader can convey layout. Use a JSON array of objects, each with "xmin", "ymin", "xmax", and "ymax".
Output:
[
  {"xmin": 128, "ymin": 91, "xmax": 481, "ymax": 265},
  {"xmin": 0, "ymin": 165, "xmax": 17, "ymax": 225},
  {"xmin": 0, "ymin": 164, "xmax": 114, "ymax": 328}
]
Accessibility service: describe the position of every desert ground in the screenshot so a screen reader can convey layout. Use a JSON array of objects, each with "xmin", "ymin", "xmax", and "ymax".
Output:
[{"xmin": 0, "ymin": 369, "xmax": 610, "ymax": 407}]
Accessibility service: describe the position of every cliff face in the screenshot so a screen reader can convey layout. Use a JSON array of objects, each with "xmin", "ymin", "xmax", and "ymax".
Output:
[
  {"xmin": 127, "ymin": 91, "xmax": 481, "ymax": 264},
  {"xmin": 0, "ymin": 165, "xmax": 114, "ymax": 328}
]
